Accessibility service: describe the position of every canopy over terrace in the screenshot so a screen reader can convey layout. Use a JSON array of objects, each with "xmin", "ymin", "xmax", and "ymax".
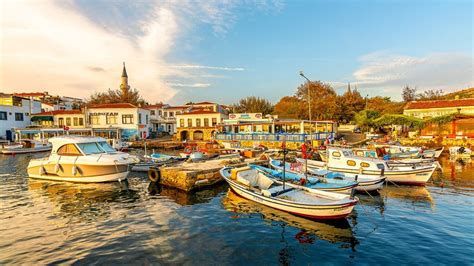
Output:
[{"xmin": 14, "ymin": 128, "xmax": 122, "ymax": 141}]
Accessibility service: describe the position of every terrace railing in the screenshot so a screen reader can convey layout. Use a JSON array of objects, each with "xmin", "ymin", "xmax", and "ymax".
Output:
[{"xmin": 215, "ymin": 132, "xmax": 334, "ymax": 142}]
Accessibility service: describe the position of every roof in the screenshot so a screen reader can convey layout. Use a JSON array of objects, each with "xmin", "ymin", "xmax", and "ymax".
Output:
[
  {"xmin": 87, "ymin": 103, "xmax": 137, "ymax": 109},
  {"xmin": 405, "ymin": 98, "xmax": 474, "ymax": 110},
  {"xmin": 121, "ymin": 62, "xmax": 128, "ymax": 78},
  {"xmin": 188, "ymin": 101, "xmax": 215, "ymax": 105},
  {"xmin": 13, "ymin": 92, "xmax": 46, "ymax": 97},
  {"xmin": 31, "ymin": 110, "xmax": 83, "ymax": 116},
  {"xmin": 144, "ymin": 104, "xmax": 166, "ymax": 109},
  {"xmin": 165, "ymin": 105, "xmax": 189, "ymax": 110},
  {"xmin": 49, "ymin": 136, "xmax": 106, "ymax": 148},
  {"xmin": 178, "ymin": 110, "xmax": 219, "ymax": 115}
]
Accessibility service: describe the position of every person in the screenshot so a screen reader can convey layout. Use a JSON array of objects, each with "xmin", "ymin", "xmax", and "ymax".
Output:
[{"xmin": 324, "ymin": 136, "xmax": 330, "ymax": 146}]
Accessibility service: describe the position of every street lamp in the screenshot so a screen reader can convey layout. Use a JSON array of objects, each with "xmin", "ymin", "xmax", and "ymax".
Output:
[{"xmin": 299, "ymin": 71, "xmax": 312, "ymax": 122}]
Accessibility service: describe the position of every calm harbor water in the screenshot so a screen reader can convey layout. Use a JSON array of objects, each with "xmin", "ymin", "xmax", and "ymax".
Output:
[{"xmin": 1, "ymin": 153, "xmax": 473, "ymax": 265}]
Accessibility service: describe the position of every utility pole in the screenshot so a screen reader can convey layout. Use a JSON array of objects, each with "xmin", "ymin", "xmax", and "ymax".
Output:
[{"xmin": 299, "ymin": 71, "xmax": 312, "ymax": 122}]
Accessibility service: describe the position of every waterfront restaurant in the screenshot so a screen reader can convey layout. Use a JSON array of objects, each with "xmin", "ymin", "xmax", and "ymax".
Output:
[{"xmin": 215, "ymin": 113, "xmax": 337, "ymax": 149}]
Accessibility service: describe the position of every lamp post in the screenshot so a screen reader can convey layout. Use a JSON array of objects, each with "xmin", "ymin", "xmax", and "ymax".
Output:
[{"xmin": 299, "ymin": 71, "xmax": 312, "ymax": 122}]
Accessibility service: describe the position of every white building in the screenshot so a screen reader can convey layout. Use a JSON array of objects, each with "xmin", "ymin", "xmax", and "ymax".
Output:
[
  {"xmin": 146, "ymin": 104, "xmax": 189, "ymax": 135},
  {"xmin": 87, "ymin": 103, "xmax": 151, "ymax": 140},
  {"xmin": 0, "ymin": 93, "xmax": 42, "ymax": 140}
]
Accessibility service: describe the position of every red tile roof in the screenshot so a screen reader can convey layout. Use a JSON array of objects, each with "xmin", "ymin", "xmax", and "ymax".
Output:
[
  {"xmin": 87, "ymin": 103, "xmax": 137, "ymax": 109},
  {"xmin": 31, "ymin": 110, "xmax": 83, "ymax": 116},
  {"xmin": 405, "ymin": 98, "xmax": 474, "ymax": 110},
  {"xmin": 13, "ymin": 92, "xmax": 46, "ymax": 97}
]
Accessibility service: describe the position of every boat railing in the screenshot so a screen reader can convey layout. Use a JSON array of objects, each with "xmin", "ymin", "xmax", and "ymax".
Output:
[{"xmin": 215, "ymin": 132, "xmax": 334, "ymax": 142}]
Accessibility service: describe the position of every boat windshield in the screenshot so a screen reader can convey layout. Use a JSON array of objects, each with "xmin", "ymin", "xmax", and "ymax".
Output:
[
  {"xmin": 343, "ymin": 150, "xmax": 353, "ymax": 157},
  {"xmin": 76, "ymin": 142, "xmax": 105, "ymax": 155},
  {"xmin": 98, "ymin": 141, "xmax": 116, "ymax": 153}
]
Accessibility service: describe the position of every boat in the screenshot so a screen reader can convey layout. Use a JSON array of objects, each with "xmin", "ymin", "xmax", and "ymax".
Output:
[
  {"xmin": 148, "ymin": 153, "xmax": 183, "ymax": 162},
  {"xmin": 449, "ymin": 146, "xmax": 472, "ymax": 159},
  {"xmin": 271, "ymin": 159, "xmax": 385, "ymax": 192},
  {"xmin": 27, "ymin": 136, "xmax": 136, "ymax": 182},
  {"xmin": 250, "ymin": 164, "xmax": 357, "ymax": 194},
  {"xmin": 300, "ymin": 147, "xmax": 437, "ymax": 185},
  {"xmin": 220, "ymin": 166, "xmax": 358, "ymax": 219},
  {"xmin": 1, "ymin": 139, "xmax": 52, "ymax": 154}
]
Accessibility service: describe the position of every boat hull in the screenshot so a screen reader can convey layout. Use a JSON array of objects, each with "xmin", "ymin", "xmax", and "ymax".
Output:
[
  {"xmin": 224, "ymin": 176, "xmax": 356, "ymax": 219},
  {"xmin": 1, "ymin": 146, "xmax": 52, "ymax": 154}
]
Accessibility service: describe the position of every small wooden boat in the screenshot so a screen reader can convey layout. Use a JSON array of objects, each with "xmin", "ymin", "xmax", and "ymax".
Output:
[
  {"xmin": 276, "ymin": 159, "xmax": 386, "ymax": 192},
  {"xmin": 251, "ymin": 164, "xmax": 357, "ymax": 194},
  {"xmin": 449, "ymin": 146, "xmax": 472, "ymax": 159},
  {"xmin": 303, "ymin": 147, "xmax": 437, "ymax": 185},
  {"xmin": 148, "ymin": 153, "xmax": 183, "ymax": 162},
  {"xmin": 220, "ymin": 166, "xmax": 358, "ymax": 219},
  {"xmin": 27, "ymin": 136, "xmax": 136, "ymax": 182},
  {"xmin": 1, "ymin": 140, "xmax": 52, "ymax": 154}
]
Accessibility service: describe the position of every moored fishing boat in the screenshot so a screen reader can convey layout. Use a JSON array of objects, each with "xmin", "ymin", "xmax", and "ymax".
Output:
[
  {"xmin": 300, "ymin": 147, "xmax": 437, "ymax": 185},
  {"xmin": 27, "ymin": 136, "xmax": 136, "ymax": 182},
  {"xmin": 1, "ymin": 140, "xmax": 52, "ymax": 154},
  {"xmin": 220, "ymin": 166, "xmax": 358, "ymax": 219},
  {"xmin": 270, "ymin": 159, "xmax": 385, "ymax": 192},
  {"xmin": 449, "ymin": 146, "xmax": 472, "ymax": 159},
  {"xmin": 251, "ymin": 164, "xmax": 357, "ymax": 194}
]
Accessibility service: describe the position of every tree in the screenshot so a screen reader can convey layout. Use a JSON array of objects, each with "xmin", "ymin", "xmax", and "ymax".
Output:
[
  {"xmin": 273, "ymin": 96, "xmax": 302, "ymax": 119},
  {"xmin": 296, "ymin": 81, "xmax": 338, "ymax": 120},
  {"xmin": 87, "ymin": 87, "xmax": 146, "ymax": 106},
  {"xmin": 402, "ymin": 86, "xmax": 417, "ymax": 102},
  {"xmin": 354, "ymin": 109, "xmax": 381, "ymax": 131},
  {"xmin": 336, "ymin": 84, "xmax": 365, "ymax": 123},
  {"xmin": 232, "ymin": 96, "xmax": 274, "ymax": 115},
  {"xmin": 366, "ymin": 96, "xmax": 404, "ymax": 115},
  {"xmin": 417, "ymin": 89, "xmax": 444, "ymax": 101}
]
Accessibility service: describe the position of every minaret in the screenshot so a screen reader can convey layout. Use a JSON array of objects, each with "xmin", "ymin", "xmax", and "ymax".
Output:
[{"xmin": 120, "ymin": 62, "xmax": 130, "ymax": 94}]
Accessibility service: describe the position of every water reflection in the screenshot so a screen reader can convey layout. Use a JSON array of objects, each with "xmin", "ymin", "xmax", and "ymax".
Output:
[
  {"xmin": 381, "ymin": 185, "xmax": 434, "ymax": 210},
  {"xmin": 27, "ymin": 179, "xmax": 140, "ymax": 222},
  {"xmin": 222, "ymin": 189, "xmax": 358, "ymax": 249},
  {"xmin": 147, "ymin": 182, "xmax": 228, "ymax": 206}
]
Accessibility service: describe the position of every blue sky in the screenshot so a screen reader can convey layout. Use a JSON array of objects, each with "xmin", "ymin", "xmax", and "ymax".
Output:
[{"xmin": 1, "ymin": 0, "xmax": 473, "ymax": 104}]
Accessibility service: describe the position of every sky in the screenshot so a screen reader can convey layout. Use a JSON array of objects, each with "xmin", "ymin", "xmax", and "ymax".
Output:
[{"xmin": 1, "ymin": 0, "xmax": 473, "ymax": 105}]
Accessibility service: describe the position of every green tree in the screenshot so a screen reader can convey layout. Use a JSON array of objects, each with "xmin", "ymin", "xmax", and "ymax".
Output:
[
  {"xmin": 232, "ymin": 96, "xmax": 274, "ymax": 115},
  {"xmin": 355, "ymin": 109, "xmax": 381, "ymax": 131},
  {"xmin": 87, "ymin": 87, "xmax": 146, "ymax": 106}
]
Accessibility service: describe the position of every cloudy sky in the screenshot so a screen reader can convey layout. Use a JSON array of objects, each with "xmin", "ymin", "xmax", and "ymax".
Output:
[{"xmin": 1, "ymin": 0, "xmax": 472, "ymax": 104}]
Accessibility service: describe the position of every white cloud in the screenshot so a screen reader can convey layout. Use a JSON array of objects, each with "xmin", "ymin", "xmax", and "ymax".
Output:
[
  {"xmin": 352, "ymin": 51, "xmax": 474, "ymax": 96},
  {"xmin": 167, "ymin": 83, "xmax": 211, "ymax": 88},
  {"xmin": 0, "ymin": 0, "xmax": 279, "ymax": 103}
]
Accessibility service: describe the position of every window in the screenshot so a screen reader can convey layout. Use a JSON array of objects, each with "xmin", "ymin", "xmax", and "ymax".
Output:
[
  {"xmin": 98, "ymin": 142, "xmax": 116, "ymax": 152},
  {"xmin": 212, "ymin": 117, "xmax": 217, "ymax": 126},
  {"xmin": 89, "ymin": 115, "xmax": 100, "ymax": 125},
  {"xmin": 58, "ymin": 118, "xmax": 64, "ymax": 126},
  {"xmin": 360, "ymin": 162, "xmax": 370, "ymax": 168},
  {"xmin": 169, "ymin": 112, "xmax": 174, "ymax": 117},
  {"xmin": 73, "ymin": 117, "xmax": 78, "ymax": 126},
  {"xmin": 180, "ymin": 119, "xmax": 184, "ymax": 127},
  {"xmin": 15, "ymin": 113, "xmax": 24, "ymax": 121},
  {"xmin": 347, "ymin": 160, "xmax": 356, "ymax": 166},
  {"xmin": 187, "ymin": 118, "xmax": 193, "ymax": 127},
  {"xmin": 158, "ymin": 110, "xmax": 162, "ymax": 116},
  {"xmin": 122, "ymin": 114, "xmax": 134, "ymax": 124},
  {"xmin": 139, "ymin": 113, "xmax": 142, "ymax": 124},
  {"xmin": 163, "ymin": 112, "xmax": 168, "ymax": 117},
  {"xmin": 150, "ymin": 110, "xmax": 155, "ymax": 115},
  {"xmin": 57, "ymin": 144, "xmax": 82, "ymax": 156},
  {"xmin": 76, "ymin": 142, "xmax": 103, "ymax": 155},
  {"xmin": 332, "ymin": 151, "xmax": 341, "ymax": 157},
  {"xmin": 79, "ymin": 118, "xmax": 84, "ymax": 126},
  {"xmin": 0, "ymin": 111, "xmax": 7, "ymax": 120},
  {"xmin": 66, "ymin": 117, "xmax": 71, "ymax": 126},
  {"xmin": 204, "ymin": 118, "xmax": 209, "ymax": 127},
  {"xmin": 146, "ymin": 114, "xmax": 149, "ymax": 124},
  {"xmin": 196, "ymin": 118, "xmax": 201, "ymax": 127},
  {"xmin": 106, "ymin": 114, "xmax": 118, "ymax": 124}
]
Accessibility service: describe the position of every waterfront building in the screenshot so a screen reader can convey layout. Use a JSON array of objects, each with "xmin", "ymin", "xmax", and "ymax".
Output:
[
  {"xmin": 30, "ymin": 109, "xmax": 85, "ymax": 128},
  {"xmin": 0, "ymin": 93, "xmax": 42, "ymax": 140},
  {"xmin": 215, "ymin": 113, "xmax": 337, "ymax": 149},
  {"xmin": 404, "ymin": 98, "xmax": 474, "ymax": 138},
  {"xmin": 176, "ymin": 109, "xmax": 228, "ymax": 141},
  {"xmin": 13, "ymin": 92, "xmax": 82, "ymax": 111},
  {"xmin": 146, "ymin": 104, "xmax": 189, "ymax": 135}
]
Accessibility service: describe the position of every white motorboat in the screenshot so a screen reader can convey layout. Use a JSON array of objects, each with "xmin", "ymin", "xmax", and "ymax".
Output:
[
  {"xmin": 220, "ymin": 166, "xmax": 358, "ymax": 219},
  {"xmin": 27, "ymin": 136, "xmax": 136, "ymax": 182},
  {"xmin": 301, "ymin": 147, "xmax": 437, "ymax": 185},
  {"xmin": 449, "ymin": 146, "xmax": 472, "ymax": 159},
  {"xmin": 286, "ymin": 159, "xmax": 386, "ymax": 192},
  {"xmin": 1, "ymin": 140, "xmax": 52, "ymax": 154}
]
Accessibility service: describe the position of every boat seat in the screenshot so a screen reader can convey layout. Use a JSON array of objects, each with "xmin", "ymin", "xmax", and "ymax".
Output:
[
  {"xmin": 236, "ymin": 169, "xmax": 274, "ymax": 190},
  {"xmin": 262, "ymin": 185, "xmax": 294, "ymax": 197},
  {"xmin": 231, "ymin": 166, "xmax": 252, "ymax": 180}
]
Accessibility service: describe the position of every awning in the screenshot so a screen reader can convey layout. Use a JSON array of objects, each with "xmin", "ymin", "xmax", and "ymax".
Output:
[{"xmin": 31, "ymin": 115, "xmax": 53, "ymax": 122}]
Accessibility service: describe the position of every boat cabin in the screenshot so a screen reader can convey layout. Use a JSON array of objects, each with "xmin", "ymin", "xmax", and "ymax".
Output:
[
  {"xmin": 49, "ymin": 136, "xmax": 117, "ymax": 157},
  {"xmin": 327, "ymin": 147, "xmax": 386, "ymax": 174}
]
